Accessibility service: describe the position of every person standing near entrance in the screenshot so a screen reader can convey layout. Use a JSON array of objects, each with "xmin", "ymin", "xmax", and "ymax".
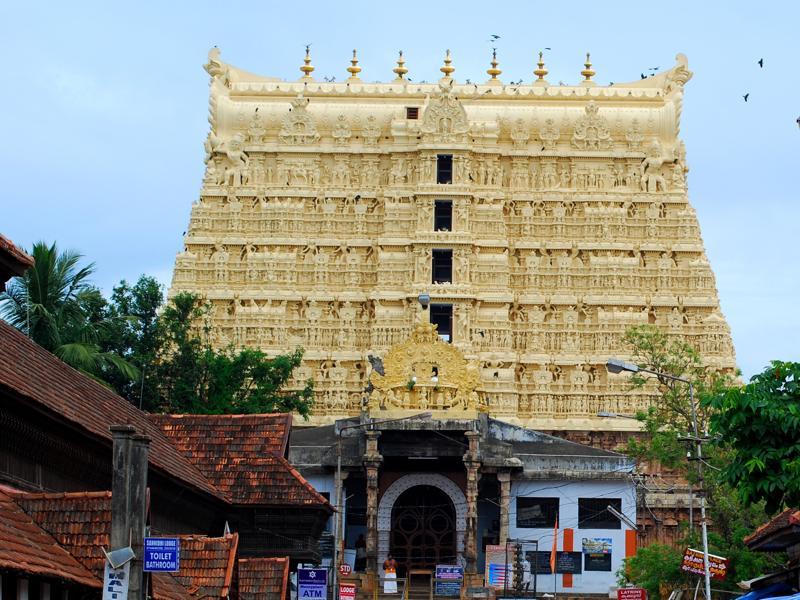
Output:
[{"xmin": 383, "ymin": 554, "xmax": 398, "ymax": 594}]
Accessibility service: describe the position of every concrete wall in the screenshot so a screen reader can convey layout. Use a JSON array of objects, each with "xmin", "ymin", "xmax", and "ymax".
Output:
[{"xmin": 507, "ymin": 479, "xmax": 637, "ymax": 596}]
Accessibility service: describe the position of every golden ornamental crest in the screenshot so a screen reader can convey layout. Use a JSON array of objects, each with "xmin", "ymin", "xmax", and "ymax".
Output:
[{"xmin": 369, "ymin": 322, "xmax": 485, "ymax": 417}]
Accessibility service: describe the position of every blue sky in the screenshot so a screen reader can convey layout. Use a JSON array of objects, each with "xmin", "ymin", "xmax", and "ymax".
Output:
[{"xmin": 2, "ymin": 0, "xmax": 798, "ymax": 379}]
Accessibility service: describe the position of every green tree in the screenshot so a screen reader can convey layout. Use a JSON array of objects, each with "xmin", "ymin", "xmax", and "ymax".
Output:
[
  {"xmin": 101, "ymin": 276, "xmax": 164, "ymax": 404},
  {"xmin": 151, "ymin": 292, "xmax": 314, "ymax": 417},
  {"xmin": 618, "ymin": 543, "xmax": 687, "ymax": 600},
  {"xmin": 705, "ymin": 361, "xmax": 800, "ymax": 514},
  {"xmin": 617, "ymin": 325, "xmax": 780, "ymax": 596},
  {"xmin": 0, "ymin": 241, "xmax": 137, "ymax": 383}
]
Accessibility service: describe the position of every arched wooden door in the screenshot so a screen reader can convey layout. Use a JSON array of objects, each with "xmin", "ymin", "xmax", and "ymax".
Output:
[{"xmin": 390, "ymin": 485, "xmax": 456, "ymax": 574}]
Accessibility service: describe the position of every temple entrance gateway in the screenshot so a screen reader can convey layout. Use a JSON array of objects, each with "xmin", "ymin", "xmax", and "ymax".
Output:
[{"xmin": 390, "ymin": 485, "xmax": 456, "ymax": 574}]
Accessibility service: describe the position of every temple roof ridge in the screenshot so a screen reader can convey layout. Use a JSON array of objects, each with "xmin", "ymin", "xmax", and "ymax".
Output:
[{"xmin": 206, "ymin": 47, "xmax": 691, "ymax": 94}]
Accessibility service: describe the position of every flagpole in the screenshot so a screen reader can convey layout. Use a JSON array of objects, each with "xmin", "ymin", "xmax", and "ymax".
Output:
[{"xmin": 550, "ymin": 519, "xmax": 558, "ymax": 600}]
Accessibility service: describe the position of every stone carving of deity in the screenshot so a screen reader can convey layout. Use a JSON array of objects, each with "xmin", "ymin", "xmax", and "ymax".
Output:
[
  {"xmin": 362, "ymin": 115, "xmax": 381, "ymax": 145},
  {"xmin": 510, "ymin": 118, "xmax": 530, "ymax": 148},
  {"xmin": 640, "ymin": 140, "xmax": 668, "ymax": 192},
  {"xmin": 539, "ymin": 118, "xmax": 560, "ymax": 150},
  {"xmin": 332, "ymin": 114, "xmax": 351, "ymax": 145},
  {"xmin": 571, "ymin": 101, "xmax": 613, "ymax": 150}
]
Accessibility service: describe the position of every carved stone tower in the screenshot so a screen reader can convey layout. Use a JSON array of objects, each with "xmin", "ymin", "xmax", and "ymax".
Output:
[{"xmin": 170, "ymin": 49, "xmax": 736, "ymax": 429}]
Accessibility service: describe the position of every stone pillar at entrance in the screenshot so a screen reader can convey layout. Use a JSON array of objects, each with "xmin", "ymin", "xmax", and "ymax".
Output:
[
  {"xmin": 363, "ymin": 430, "xmax": 382, "ymax": 574},
  {"xmin": 463, "ymin": 430, "xmax": 481, "ymax": 573},
  {"xmin": 498, "ymin": 471, "xmax": 511, "ymax": 543}
]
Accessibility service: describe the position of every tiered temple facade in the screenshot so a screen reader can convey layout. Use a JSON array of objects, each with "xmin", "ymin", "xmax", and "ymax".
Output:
[{"xmin": 170, "ymin": 48, "xmax": 736, "ymax": 430}]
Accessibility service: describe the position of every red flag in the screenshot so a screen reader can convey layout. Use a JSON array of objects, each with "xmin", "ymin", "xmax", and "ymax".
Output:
[{"xmin": 550, "ymin": 518, "xmax": 559, "ymax": 573}]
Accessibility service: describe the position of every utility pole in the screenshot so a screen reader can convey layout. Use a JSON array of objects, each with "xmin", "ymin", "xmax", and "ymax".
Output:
[
  {"xmin": 606, "ymin": 359, "xmax": 712, "ymax": 600},
  {"xmin": 110, "ymin": 425, "xmax": 150, "ymax": 600}
]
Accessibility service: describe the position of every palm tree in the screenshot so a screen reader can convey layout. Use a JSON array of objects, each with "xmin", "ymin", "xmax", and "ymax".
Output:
[{"xmin": 0, "ymin": 241, "xmax": 138, "ymax": 383}]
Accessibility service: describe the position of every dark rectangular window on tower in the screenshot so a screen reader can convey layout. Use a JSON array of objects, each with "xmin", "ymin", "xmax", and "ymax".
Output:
[
  {"xmin": 437, "ymin": 154, "xmax": 453, "ymax": 184},
  {"xmin": 430, "ymin": 304, "xmax": 453, "ymax": 342},
  {"xmin": 406, "ymin": 107, "xmax": 420, "ymax": 119},
  {"xmin": 431, "ymin": 249, "xmax": 453, "ymax": 284},
  {"xmin": 434, "ymin": 200, "xmax": 452, "ymax": 231}
]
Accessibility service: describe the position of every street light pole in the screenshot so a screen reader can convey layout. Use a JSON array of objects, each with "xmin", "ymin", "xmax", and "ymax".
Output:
[
  {"xmin": 605, "ymin": 359, "xmax": 712, "ymax": 600},
  {"xmin": 332, "ymin": 412, "xmax": 432, "ymax": 599}
]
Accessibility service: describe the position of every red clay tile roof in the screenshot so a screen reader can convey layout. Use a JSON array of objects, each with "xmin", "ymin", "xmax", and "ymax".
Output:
[
  {"xmin": 150, "ymin": 415, "xmax": 331, "ymax": 509},
  {"xmin": 172, "ymin": 533, "xmax": 239, "ymax": 599},
  {"xmin": 8, "ymin": 488, "xmax": 237, "ymax": 600},
  {"xmin": 0, "ymin": 489, "xmax": 100, "ymax": 588},
  {"xmin": 0, "ymin": 234, "xmax": 34, "ymax": 282},
  {"xmin": 744, "ymin": 507, "xmax": 800, "ymax": 548},
  {"xmin": 152, "ymin": 572, "xmax": 196, "ymax": 600},
  {"xmin": 239, "ymin": 557, "xmax": 289, "ymax": 600},
  {"xmin": 149, "ymin": 414, "xmax": 292, "ymax": 460},
  {"xmin": 0, "ymin": 320, "xmax": 223, "ymax": 502},
  {"xmin": 9, "ymin": 489, "xmax": 112, "ymax": 577}
]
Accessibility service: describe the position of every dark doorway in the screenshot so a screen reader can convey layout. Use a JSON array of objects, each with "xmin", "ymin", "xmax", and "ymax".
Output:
[
  {"xmin": 430, "ymin": 304, "xmax": 453, "ymax": 342},
  {"xmin": 434, "ymin": 200, "xmax": 453, "ymax": 231},
  {"xmin": 437, "ymin": 155, "xmax": 453, "ymax": 184},
  {"xmin": 390, "ymin": 485, "xmax": 456, "ymax": 575},
  {"xmin": 432, "ymin": 249, "xmax": 453, "ymax": 284}
]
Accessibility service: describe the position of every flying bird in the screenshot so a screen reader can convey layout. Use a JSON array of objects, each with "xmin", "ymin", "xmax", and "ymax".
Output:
[
  {"xmin": 489, "ymin": 34, "xmax": 501, "ymax": 40},
  {"xmin": 648, "ymin": 67, "xmax": 660, "ymax": 71},
  {"xmin": 544, "ymin": 47, "xmax": 552, "ymax": 50},
  {"xmin": 743, "ymin": 93, "xmax": 749, "ymax": 102},
  {"xmin": 641, "ymin": 73, "xmax": 647, "ymax": 79},
  {"xmin": 758, "ymin": 58, "xmax": 764, "ymax": 68},
  {"xmin": 796, "ymin": 116, "xmax": 799, "ymax": 128}
]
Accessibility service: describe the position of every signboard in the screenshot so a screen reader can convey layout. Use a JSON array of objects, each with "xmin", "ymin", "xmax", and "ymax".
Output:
[
  {"xmin": 143, "ymin": 538, "xmax": 180, "ymax": 572},
  {"xmin": 298, "ymin": 568, "xmax": 328, "ymax": 599},
  {"xmin": 339, "ymin": 583, "xmax": 356, "ymax": 600},
  {"xmin": 339, "ymin": 564, "xmax": 352, "ymax": 577},
  {"xmin": 584, "ymin": 552, "xmax": 612, "ymax": 572},
  {"xmin": 527, "ymin": 551, "xmax": 582, "ymax": 574},
  {"xmin": 555, "ymin": 552, "xmax": 583, "ymax": 574},
  {"xmin": 435, "ymin": 565, "xmax": 464, "ymax": 597},
  {"xmin": 484, "ymin": 545, "xmax": 512, "ymax": 589},
  {"xmin": 102, "ymin": 561, "xmax": 130, "ymax": 600},
  {"xmin": 680, "ymin": 548, "xmax": 728, "ymax": 581},
  {"xmin": 582, "ymin": 538, "xmax": 612, "ymax": 554},
  {"xmin": 618, "ymin": 588, "xmax": 648, "ymax": 600}
]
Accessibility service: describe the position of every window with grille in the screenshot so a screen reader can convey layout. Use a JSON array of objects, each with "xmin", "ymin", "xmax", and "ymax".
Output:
[
  {"xmin": 406, "ymin": 107, "xmax": 420, "ymax": 119},
  {"xmin": 516, "ymin": 497, "xmax": 559, "ymax": 528},
  {"xmin": 578, "ymin": 498, "xmax": 622, "ymax": 529}
]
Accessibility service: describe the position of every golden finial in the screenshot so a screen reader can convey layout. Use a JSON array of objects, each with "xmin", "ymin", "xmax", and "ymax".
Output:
[
  {"xmin": 486, "ymin": 49, "xmax": 502, "ymax": 84},
  {"xmin": 347, "ymin": 49, "xmax": 362, "ymax": 82},
  {"xmin": 300, "ymin": 45, "xmax": 315, "ymax": 80},
  {"xmin": 533, "ymin": 51, "xmax": 549, "ymax": 84},
  {"xmin": 393, "ymin": 50, "xmax": 408, "ymax": 81},
  {"xmin": 440, "ymin": 49, "xmax": 455, "ymax": 79},
  {"xmin": 580, "ymin": 52, "xmax": 596, "ymax": 85}
]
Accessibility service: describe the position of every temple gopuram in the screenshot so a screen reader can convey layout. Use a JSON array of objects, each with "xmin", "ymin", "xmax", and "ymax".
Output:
[
  {"xmin": 168, "ymin": 48, "xmax": 737, "ymax": 595},
  {"xmin": 170, "ymin": 47, "xmax": 735, "ymax": 432}
]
